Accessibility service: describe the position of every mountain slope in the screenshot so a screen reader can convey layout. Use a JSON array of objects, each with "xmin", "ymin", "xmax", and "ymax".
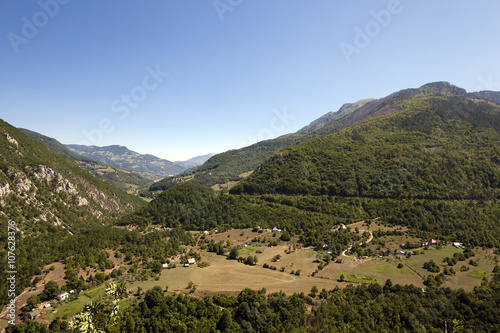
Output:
[
  {"xmin": 20, "ymin": 129, "xmax": 151, "ymax": 193},
  {"xmin": 66, "ymin": 144, "xmax": 188, "ymax": 180},
  {"xmin": 231, "ymin": 83, "xmax": 500, "ymax": 199},
  {"xmin": 148, "ymin": 98, "xmax": 374, "ymax": 193}
]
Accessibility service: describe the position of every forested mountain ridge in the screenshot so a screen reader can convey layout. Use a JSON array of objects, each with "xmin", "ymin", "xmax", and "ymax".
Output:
[
  {"xmin": 231, "ymin": 82, "xmax": 500, "ymax": 198},
  {"xmin": 148, "ymin": 98, "xmax": 374, "ymax": 193},
  {"xmin": 20, "ymin": 129, "xmax": 151, "ymax": 193},
  {"xmin": 66, "ymin": 144, "xmax": 188, "ymax": 180},
  {"xmin": 148, "ymin": 82, "xmax": 498, "ymax": 194}
]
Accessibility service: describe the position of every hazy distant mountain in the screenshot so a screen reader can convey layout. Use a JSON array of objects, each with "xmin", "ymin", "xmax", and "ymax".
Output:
[
  {"xmin": 175, "ymin": 153, "xmax": 215, "ymax": 168},
  {"xmin": 470, "ymin": 90, "xmax": 500, "ymax": 104},
  {"xmin": 293, "ymin": 99, "xmax": 375, "ymax": 136},
  {"xmin": 66, "ymin": 145, "xmax": 189, "ymax": 180}
]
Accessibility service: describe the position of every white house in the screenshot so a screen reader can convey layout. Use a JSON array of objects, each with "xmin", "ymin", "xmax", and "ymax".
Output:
[
  {"xmin": 56, "ymin": 291, "xmax": 69, "ymax": 301},
  {"xmin": 188, "ymin": 258, "xmax": 196, "ymax": 265}
]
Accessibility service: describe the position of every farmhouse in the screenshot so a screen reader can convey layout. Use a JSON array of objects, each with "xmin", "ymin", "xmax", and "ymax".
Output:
[
  {"xmin": 429, "ymin": 239, "xmax": 438, "ymax": 245},
  {"xmin": 162, "ymin": 263, "xmax": 169, "ymax": 268},
  {"xmin": 56, "ymin": 291, "xmax": 69, "ymax": 301},
  {"xmin": 381, "ymin": 248, "xmax": 389, "ymax": 256},
  {"xmin": 336, "ymin": 258, "xmax": 343, "ymax": 263},
  {"xmin": 453, "ymin": 242, "xmax": 462, "ymax": 248},
  {"xmin": 188, "ymin": 258, "xmax": 196, "ymax": 265},
  {"xmin": 29, "ymin": 310, "xmax": 40, "ymax": 320},
  {"xmin": 394, "ymin": 250, "xmax": 405, "ymax": 255},
  {"xmin": 272, "ymin": 227, "xmax": 282, "ymax": 233}
]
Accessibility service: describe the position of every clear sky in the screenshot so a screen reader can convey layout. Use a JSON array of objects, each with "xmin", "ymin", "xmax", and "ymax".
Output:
[{"xmin": 1, "ymin": 1, "xmax": 500, "ymax": 161}]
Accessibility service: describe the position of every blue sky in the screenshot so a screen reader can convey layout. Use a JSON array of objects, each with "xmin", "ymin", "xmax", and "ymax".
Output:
[{"xmin": 1, "ymin": 1, "xmax": 500, "ymax": 161}]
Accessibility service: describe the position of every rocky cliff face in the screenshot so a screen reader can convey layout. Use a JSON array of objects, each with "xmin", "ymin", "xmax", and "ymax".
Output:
[{"xmin": 0, "ymin": 119, "xmax": 142, "ymax": 233}]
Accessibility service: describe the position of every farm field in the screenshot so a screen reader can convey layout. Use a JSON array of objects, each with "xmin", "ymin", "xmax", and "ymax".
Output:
[{"xmin": 3, "ymin": 226, "xmax": 499, "ymax": 328}]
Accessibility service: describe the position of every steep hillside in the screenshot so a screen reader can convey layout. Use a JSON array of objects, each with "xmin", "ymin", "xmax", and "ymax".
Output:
[
  {"xmin": 20, "ymin": 129, "xmax": 151, "ymax": 193},
  {"xmin": 148, "ymin": 99, "xmax": 374, "ymax": 193},
  {"xmin": 0, "ymin": 119, "xmax": 148, "ymax": 304},
  {"xmin": 66, "ymin": 144, "xmax": 188, "ymax": 180},
  {"xmin": 225, "ymin": 83, "xmax": 500, "ymax": 247}
]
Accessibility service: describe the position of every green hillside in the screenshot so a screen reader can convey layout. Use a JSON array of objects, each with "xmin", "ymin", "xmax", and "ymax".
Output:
[{"xmin": 231, "ymin": 95, "xmax": 500, "ymax": 200}]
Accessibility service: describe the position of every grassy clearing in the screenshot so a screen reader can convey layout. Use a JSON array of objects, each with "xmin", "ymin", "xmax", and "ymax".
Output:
[
  {"xmin": 338, "ymin": 273, "xmax": 378, "ymax": 284},
  {"xmin": 45, "ymin": 286, "xmax": 107, "ymax": 322},
  {"xmin": 467, "ymin": 270, "xmax": 489, "ymax": 279}
]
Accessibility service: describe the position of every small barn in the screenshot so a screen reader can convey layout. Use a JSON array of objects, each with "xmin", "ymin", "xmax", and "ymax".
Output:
[{"xmin": 29, "ymin": 310, "xmax": 40, "ymax": 320}]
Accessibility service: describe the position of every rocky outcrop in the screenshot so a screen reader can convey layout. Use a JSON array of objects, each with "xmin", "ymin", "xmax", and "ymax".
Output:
[
  {"xmin": 33, "ymin": 165, "xmax": 58, "ymax": 182},
  {"xmin": 76, "ymin": 196, "xmax": 88, "ymax": 206},
  {"xmin": 12, "ymin": 172, "xmax": 32, "ymax": 192},
  {"xmin": 0, "ymin": 180, "xmax": 11, "ymax": 197},
  {"xmin": 3, "ymin": 132, "xmax": 18, "ymax": 147}
]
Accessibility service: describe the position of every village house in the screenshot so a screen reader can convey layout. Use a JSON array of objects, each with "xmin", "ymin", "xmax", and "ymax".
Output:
[
  {"xmin": 381, "ymin": 248, "xmax": 390, "ymax": 256},
  {"xmin": 56, "ymin": 291, "xmax": 69, "ymax": 301},
  {"xmin": 428, "ymin": 239, "xmax": 438, "ymax": 245},
  {"xmin": 162, "ymin": 263, "xmax": 169, "ymax": 269},
  {"xmin": 394, "ymin": 250, "xmax": 405, "ymax": 255},
  {"xmin": 188, "ymin": 258, "xmax": 196, "ymax": 265},
  {"xmin": 335, "ymin": 258, "xmax": 343, "ymax": 264}
]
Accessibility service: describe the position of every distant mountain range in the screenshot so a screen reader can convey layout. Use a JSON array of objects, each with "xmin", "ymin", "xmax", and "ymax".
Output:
[
  {"xmin": 65, "ymin": 144, "xmax": 212, "ymax": 180},
  {"xmin": 175, "ymin": 153, "xmax": 215, "ymax": 168},
  {"xmin": 20, "ymin": 129, "xmax": 152, "ymax": 193}
]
